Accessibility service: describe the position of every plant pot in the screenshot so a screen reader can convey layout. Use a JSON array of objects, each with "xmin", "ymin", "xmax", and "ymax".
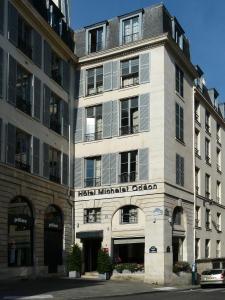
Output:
[
  {"xmin": 99, "ymin": 272, "xmax": 110, "ymax": 280},
  {"xmin": 69, "ymin": 271, "xmax": 81, "ymax": 278}
]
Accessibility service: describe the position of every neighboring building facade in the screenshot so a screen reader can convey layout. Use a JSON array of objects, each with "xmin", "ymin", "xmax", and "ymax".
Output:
[
  {"xmin": 74, "ymin": 4, "xmax": 225, "ymax": 284},
  {"xmin": 0, "ymin": 0, "xmax": 76, "ymax": 279}
]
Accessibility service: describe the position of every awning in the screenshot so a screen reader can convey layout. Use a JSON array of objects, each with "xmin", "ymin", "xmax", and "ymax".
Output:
[
  {"xmin": 76, "ymin": 230, "xmax": 103, "ymax": 239},
  {"xmin": 114, "ymin": 238, "xmax": 145, "ymax": 245}
]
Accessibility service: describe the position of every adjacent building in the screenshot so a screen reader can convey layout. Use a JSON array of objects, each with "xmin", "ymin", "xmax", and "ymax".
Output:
[{"xmin": 74, "ymin": 4, "xmax": 225, "ymax": 284}]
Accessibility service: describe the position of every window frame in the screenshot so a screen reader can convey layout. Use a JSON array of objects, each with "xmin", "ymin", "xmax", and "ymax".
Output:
[
  {"xmin": 176, "ymin": 154, "xmax": 184, "ymax": 187},
  {"xmin": 85, "ymin": 23, "xmax": 106, "ymax": 54},
  {"xmin": 175, "ymin": 65, "xmax": 184, "ymax": 97},
  {"xmin": 15, "ymin": 128, "xmax": 31, "ymax": 173},
  {"xmin": 120, "ymin": 205, "xmax": 138, "ymax": 224},
  {"xmin": 119, "ymin": 150, "xmax": 138, "ymax": 183},
  {"xmin": 85, "ymin": 156, "xmax": 101, "ymax": 187},
  {"xmin": 119, "ymin": 12, "xmax": 142, "ymax": 45},
  {"xmin": 120, "ymin": 97, "xmax": 139, "ymax": 135},
  {"xmin": 49, "ymin": 146, "xmax": 61, "ymax": 184},
  {"xmin": 86, "ymin": 66, "xmax": 103, "ymax": 96},
  {"xmin": 85, "ymin": 105, "xmax": 103, "ymax": 141},
  {"xmin": 175, "ymin": 102, "xmax": 184, "ymax": 142},
  {"xmin": 84, "ymin": 208, "xmax": 101, "ymax": 224},
  {"xmin": 120, "ymin": 56, "xmax": 139, "ymax": 88}
]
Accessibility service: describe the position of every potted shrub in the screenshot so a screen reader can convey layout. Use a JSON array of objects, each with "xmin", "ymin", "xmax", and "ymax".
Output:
[
  {"xmin": 67, "ymin": 243, "xmax": 82, "ymax": 278},
  {"xmin": 97, "ymin": 249, "xmax": 112, "ymax": 280}
]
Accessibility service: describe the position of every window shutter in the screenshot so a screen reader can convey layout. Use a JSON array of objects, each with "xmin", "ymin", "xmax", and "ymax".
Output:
[
  {"xmin": 0, "ymin": 47, "xmax": 3, "ymax": 98},
  {"xmin": 180, "ymin": 156, "xmax": 184, "ymax": 186},
  {"xmin": 33, "ymin": 136, "xmax": 40, "ymax": 175},
  {"xmin": 110, "ymin": 153, "xmax": 117, "ymax": 185},
  {"xmin": 75, "ymin": 69, "xmax": 84, "ymax": 98},
  {"xmin": 44, "ymin": 41, "xmax": 51, "ymax": 77},
  {"xmin": 175, "ymin": 103, "xmax": 179, "ymax": 139},
  {"xmin": 139, "ymin": 93, "xmax": 150, "ymax": 132},
  {"xmin": 0, "ymin": 0, "xmax": 4, "ymax": 34},
  {"xmin": 103, "ymin": 101, "xmax": 112, "ymax": 138},
  {"xmin": 75, "ymin": 157, "xmax": 83, "ymax": 188},
  {"xmin": 43, "ymin": 85, "xmax": 50, "ymax": 127},
  {"xmin": 111, "ymin": 100, "xmax": 118, "ymax": 137},
  {"xmin": 103, "ymin": 62, "xmax": 112, "ymax": 91},
  {"xmin": 112, "ymin": 61, "xmax": 119, "ymax": 90},
  {"xmin": 0, "ymin": 118, "xmax": 2, "ymax": 161},
  {"xmin": 62, "ymin": 101, "xmax": 69, "ymax": 139},
  {"xmin": 176, "ymin": 154, "xmax": 180, "ymax": 185},
  {"xmin": 180, "ymin": 106, "xmax": 184, "ymax": 141},
  {"xmin": 33, "ymin": 76, "xmax": 41, "ymax": 120},
  {"xmin": 7, "ymin": 55, "xmax": 17, "ymax": 105},
  {"xmin": 32, "ymin": 29, "xmax": 42, "ymax": 68},
  {"xmin": 140, "ymin": 53, "xmax": 150, "ymax": 84},
  {"xmin": 43, "ymin": 143, "xmax": 49, "ymax": 179},
  {"xmin": 74, "ymin": 107, "xmax": 83, "ymax": 143},
  {"xmin": 102, "ymin": 154, "xmax": 110, "ymax": 185},
  {"xmin": 6, "ymin": 123, "xmax": 16, "ymax": 166},
  {"xmin": 8, "ymin": 2, "xmax": 18, "ymax": 46},
  {"xmin": 62, "ymin": 153, "xmax": 69, "ymax": 185},
  {"xmin": 139, "ymin": 148, "xmax": 149, "ymax": 181},
  {"xmin": 62, "ymin": 60, "xmax": 70, "ymax": 92}
]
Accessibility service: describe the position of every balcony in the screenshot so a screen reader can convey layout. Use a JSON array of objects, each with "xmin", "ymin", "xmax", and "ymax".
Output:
[
  {"xmin": 16, "ymin": 96, "xmax": 32, "ymax": 116},
  {"xmin": 85, "ymin": 131, "xmax": 102, "ymax": 142},
  {"xmin": 49, "ymin": 174, "xmax": 61, "ymax": 184},
  {"xmin": 84, "ymin": 177, "xmax": 101, "ymax": 188},
  {"xmin": 119, "ymin": 172, "xmax": 137, "ymax": 183},
  {"xmin": 120, "ymin": 125, "xmax": 139, "ymax": 136},
  {"xmin": 15, "ymin": 159, "xmax": 31, "ymax": 173}
]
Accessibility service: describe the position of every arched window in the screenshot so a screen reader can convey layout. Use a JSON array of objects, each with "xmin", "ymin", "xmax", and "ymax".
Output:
[
  {"xmin": 120, "ymin": 205, "xmax": 138, "ymax": 224},
  {"xmin": 172, "ymin": 207, "xmax": 183, "ymax": 226},
  {"xmin": 8, "ymin": 196, "xmax": 33, "ymax": 267}
]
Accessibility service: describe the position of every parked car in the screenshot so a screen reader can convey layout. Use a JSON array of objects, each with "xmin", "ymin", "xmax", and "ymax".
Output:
[{"xmin": 200, "ymin": 269, "xmax": 225, "ymax": 287}]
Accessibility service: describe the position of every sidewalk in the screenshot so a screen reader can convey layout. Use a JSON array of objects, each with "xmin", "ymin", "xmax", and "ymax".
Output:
[{"xmin": 0, "ymin": 277, "xmax": 200, "ymax": 300}]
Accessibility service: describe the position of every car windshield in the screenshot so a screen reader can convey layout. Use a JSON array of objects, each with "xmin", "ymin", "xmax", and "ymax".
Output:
[{"xmin": 202, "ymin": 269, "xmax": 223, "ymax": 275}]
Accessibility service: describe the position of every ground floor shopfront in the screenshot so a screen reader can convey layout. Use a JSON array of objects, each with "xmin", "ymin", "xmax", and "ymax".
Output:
[
  {"xmin": 0, "ymin": 164, "xmax": 73, "ymax": 279},
  {"xmin": 74, "ymin": 184, "xmax": 194, "ymax": 284}
]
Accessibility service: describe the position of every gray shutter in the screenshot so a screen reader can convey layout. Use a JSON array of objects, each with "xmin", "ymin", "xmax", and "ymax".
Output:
[
  {"xmin": 176, "ymin": 154, "xmax": 180, "ymax": 185},
  {"xmin": 103, "ymin": 62, "xmax": 112, "ymax": 91},
  {"xmin": 140, "ymin": 53, "xmax": 150, "ymax": 84},
  {"xmin": 33, "ymin": 76, "xmax": 41, "ymax": 120},
  {"xmin": 63, "ymin": 153, "xmax": 69, "ymax": 185},
  {"xmin": 43, "ymin": 85, "xmax": 50, "ymax": 127},
  {"xmin": 74, "ymin": 107, "xmax": 83, "ymax": 143},
  {"xmin": 44, "ymin": 41, "xmax": 51, "ymax": 76},
  {"xmin": 0, "ymin": 118, "xmax": 2, "ymax": 161},
  {"xmin": 43, "ymin": 143, "xmax": 49, "ymax": 179},
  {"xmin": 8, "ymin": 55, "xmax": 17, "ymax": 105},
  {"xmin": 0, "ymin": 47, "xmax": 3, "ymax": 98},
  {"xmin": 6, "ymin": 123, "xmax": 16, "ymax": 165},
  {"xmin": 110, "ymin": 153, "xmax": 117, "ymax": 185},
  {"xmin": 180, "ymin": 156, "xmax": 184, "ymax": 186},
  {"xmin": 103, "ymin": 101, "xmax": 112, "ymax": 138},
  {"xmin": 111, "ymin": 100, "xmax": 118, "ymax": 137},
  {"xmin": 75, "ymin": 69, "xmax": 84, "ymax": 98},
  {"xmin": 62, "ymin": 60, "xmax": 70, "ymax": 92},
  {"xmin": 8, "ymin": 2, "xmax": 18, "ymax": 46},
  {"xmin": 112, "ymin": 61, "xmax": 119, "ymax": 90},
  {"xmin": 33, "ymin": 136, "xmax": 40, "ymax": 175},
  {"xmin": 63, "ymin": 101, "xmax": 69, "ymax": 139},
  {"xmin": 75, "ymin": 158, "xmax": 83, "ymax": 188},
  {"xmin": 102, "ymin": 154, "xmax": 110, "ymax": 185},
  {"xmin": 0, "ymin": 0, "xmax": 4, "ymax": 34},
  {"xmin": 139, "ymin": 93, "xmax": 150, "ymax": 132},
  {"xmin": 139, "ymin": 148, "xmax": 149, "ymax": 181},
  {"xmin": 32, "ymin": 29, "xmax": 42, "ymax": 68}
]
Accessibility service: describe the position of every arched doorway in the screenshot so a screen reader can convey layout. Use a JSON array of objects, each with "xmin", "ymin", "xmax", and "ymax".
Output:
[
  {"xmin": 172, "ymin": 206, "xmax": 185, "ymax": 264},
  {"xmin": 8, "ymin": 196, "xmax": 33, "ymax": 267},
  {"xmin": 44, "ymin": 205, "xmax": 63, "ymax": 273}
]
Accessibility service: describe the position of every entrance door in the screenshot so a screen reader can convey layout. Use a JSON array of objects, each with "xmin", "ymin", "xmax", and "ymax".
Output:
[
  {"xmin": 83, "ymin": 239, "xmax": 101, "ymax": 272},
  {"xmin": 172, "ymin": 237, "xmax": 183, "ymax": 264}
]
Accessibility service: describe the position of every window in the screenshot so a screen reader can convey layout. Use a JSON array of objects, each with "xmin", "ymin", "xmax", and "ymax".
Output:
[
  {"xmin": 87, "ymin": 66, "xmax": 103, "ymax": 95},
  {"xmin": 195, "ymin": 206, "xmax": 200, "ymax": 227},
  {"xmin": 172, "ymin": 19, "xmax": 184, "ymax": 50},
  {"xmin": 49, "ymin": 147, "xmax": 61, "ymax": 184},
  {"xmin": 120, "ymin": 97, "xmax": 139, "ymax": 135},
  {"xmin": 84, "ymin": 208, "xmax": 101, "ymax": 223},
  {"xmin": 121, "ymin": 15, "xmax": 140, "ymax": 44},
  {"xmin": 121, "ymin": 206, "xmax": 138, "ymax": 224},
  {"xmin": 121, "ymin": 57, "xmax": 139, "ymax": 88},
  {"xmin": 216, "ymin": 213, "xmax": 221, "ymax": 231},
  {"xmin": 172, "ymin": 207, "xmax": 183, "ymax": 225},
  {"xmin": 176, "ymin": 154, "xmax": 184, "ymax": 186},
  {"xmin": 85, "ymin": 156, "xmax": 101, "ymax": 187},
  {"xmin": 217, "ymin": 123, "xmax": 221, "ymax": 144},
  {"xmin": 195, "ymin": 129, "xmax": 200, "ymax": 156},
  {"xmin": 176, "ymin": 103, "xmax": 184, "ymax": 142},
  {"xmin": 205, "ymin": 110, "xmax": 210, "ymax": 133},
  {"xmin": 195, "ymin": 167, "xmax": 200, "ymax": 195},
  {"xmin": 205, "ymin": 173, "xmax": 210, "ymax": 199},
  {"xmin": 88, "ymin": 27, "xmax": 104, "ymax": 53},
  {"xmin": 216, "ymin": 240, "xmax": 221, "ymax": 258},
  {"xmin": 217, "ymin": 148, "xmax": 221, "ymax": 172},
  {"xmin": 175, "ymin": 65, "xmax": 184, "ymax": 97},
  {"xmin": 205, "ymin": 138, "xmax": 210, "ymax": 164},
  {"xmin": 205, "ymin": 239, "xmax": 210, "ymax": 258},
  {"xmin": 119, "ymin": 150, "xmax": 137, "ymax": 183},
  {"xmin": 50, "ymin": 93, "xmax": 61, "ymax": 134},
  {"xmin": 16, "ymin": 65, "xmax": 32, "ymax": 116},
  {"xmin": 195, "ymin": 238, "xmax": 200, "ymax": 259},
  {"xmin": 216, "ymin": 181, "xmax": 221, "ymax": 203},
  {"xmin": 15, "ymin": 129, "xmax": 31, "ymax": 173},
  {"xmin": 18, "ymin": 16, "xmax": 32, "ymax": 58},
  {"xmin": 51, "ymin": 51, "xmax": 62, "ymax": 85},
  {"xmin": 195, "ymin": 100, "xmax": 200, "ymax": 123},
  {"xmin": 85, "ymin": 105, "xmax": 102, "ymax": 141},
  {"xmin": 205, "ymin": 209, "xmax": 211, "ymax": 230}
]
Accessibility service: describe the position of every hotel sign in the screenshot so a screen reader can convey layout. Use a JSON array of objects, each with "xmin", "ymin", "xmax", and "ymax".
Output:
[{"xmin": 77, "ymin": 183, "xmax": 158, "ymax": 197}]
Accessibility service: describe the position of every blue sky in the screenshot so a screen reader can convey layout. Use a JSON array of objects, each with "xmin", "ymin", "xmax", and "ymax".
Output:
[{"xmin": 71, "ymin": 0, "xmax": 225, "ymax": 102}]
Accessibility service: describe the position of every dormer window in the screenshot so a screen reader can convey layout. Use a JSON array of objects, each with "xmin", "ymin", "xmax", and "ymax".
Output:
[
  {"xmin": 120, "ymin": 11, "xmax": 142, "ymax": 45},
  {"xmin": 172, "ymin": 18, "xmax": 184, "ymax": 50},
  {"xmin": 86, "ymin": 24, "xmax": 106, "ymax": 54}
]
